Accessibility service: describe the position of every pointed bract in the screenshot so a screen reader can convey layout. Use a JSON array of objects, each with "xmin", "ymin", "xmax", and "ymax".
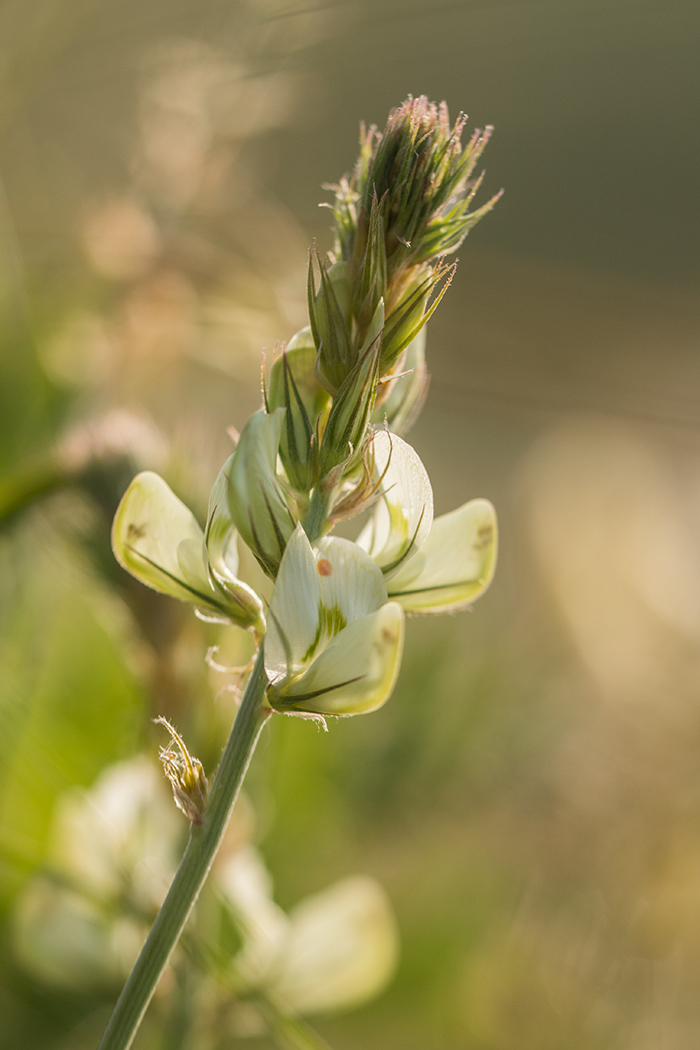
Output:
[
  {"xmin": 373, "ymin": 328, "xmax": 429, "ymax": 436},
  {"xmin": 308, "ymin": 255, "xmax": 354, "ymax": 395},
  {"xmin": 227, "ymin": 409, "xmax": 297, "ymax": 578},
  {"xmin": 268, "ymin": 332, "xmax": 330, "ymax": 493},
  {"xmin": 319, "ymin": 300, "xmax": 384, "ymax": 476}
]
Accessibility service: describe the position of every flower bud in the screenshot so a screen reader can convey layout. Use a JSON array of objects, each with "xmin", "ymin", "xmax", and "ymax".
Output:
[
  {"xmin": 380, "ymin": 258, "xmax": 454, "ymax": 374},
  {"xmin": 351, "ymin": 190, "xmax": 388, "ymax": 348},
  {"xmin": 352, "ymin": 97, "xmax": 501, "ymax": 275},
  {"xmin": 318, "ymin": 300, "xmax": 383, "ymax": 478},
  {"xmin": 267, "ymin": 329, "xmax": 330, "ymax": 493},
  {"xmin": 227, "ymin": 409, "xmax": 296, "ymax": 578},
  {"xmin": 307, "ymin": 255, "xmax": 354, "ymax": 395},
  {"xmin": 324, "ymin": 96, "xmax": 501, "ymax": 401},
  {"xmin": 155, "ymin": 717, "xmax": 208, "ymax": 826}
]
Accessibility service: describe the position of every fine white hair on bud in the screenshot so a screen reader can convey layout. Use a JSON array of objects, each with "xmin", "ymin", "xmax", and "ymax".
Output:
[{"xmin": 154, "ymin": 717, "xmax": 208, "ymax": 825}]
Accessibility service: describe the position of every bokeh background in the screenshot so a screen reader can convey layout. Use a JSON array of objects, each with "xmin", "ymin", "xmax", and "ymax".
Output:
[{"xmin": 1, "ymin": 0, "xmax": 699, "ymax": 1047}]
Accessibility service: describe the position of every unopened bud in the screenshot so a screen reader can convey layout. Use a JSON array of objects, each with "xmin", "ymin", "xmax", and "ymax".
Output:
[
  {"xmin": 227, "ymin": 409, "xmax": 296, "ymax": 579},
  {"xmin": 155, "ymin": 718, "xmax": 208, "ymax": 825},
  {"xmin": 351, "ymin": 190, "xmax": 388, "ymax": 347},
  {"xmin": 267, "ymin": 330, "xmax": 330, "ymax": 493},
  {"xmin": 319, "ymin": 300, "xmax": 383, "ymax": 477},
  {"xmin": 308, "ymin": 254, "xmax": 354, "ymax": 395}
]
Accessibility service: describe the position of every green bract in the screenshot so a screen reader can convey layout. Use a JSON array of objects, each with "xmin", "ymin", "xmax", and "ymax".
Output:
[
  {"xmin": 267, "ymin": 329, "xmax": 331, "ymax": 493},
  {"xmin": 227, "ymin": 409, "xmax": 296, "ymax": 578},
  {"xmin": 308, "ymin": 256, "xmax": 354, "ymax": 395},
  {"xmin": 112, "ymin": 471, "xmax": 264, "ymax": 632},
  {"xmin": 372, "ymin": 328, "xmax": 428, "ymax": 437},
  {"xmin": 265, "ymin": 524, "xmax": 404, "ymax": 716}
]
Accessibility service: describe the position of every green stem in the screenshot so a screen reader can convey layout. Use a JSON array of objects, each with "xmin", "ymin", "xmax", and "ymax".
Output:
[
  {"xmin": 97, "ymin": 651, "xmax": 271, "ymax": 1050},
  {"xmin": 302, "ymin": 484, "xmax": 332, "ymax": 543}
]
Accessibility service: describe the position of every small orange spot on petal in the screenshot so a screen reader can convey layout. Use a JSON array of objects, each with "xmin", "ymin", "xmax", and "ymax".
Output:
[{"xmin": 317, "ymin": 558, "xmax": 333, "ymax": 576}]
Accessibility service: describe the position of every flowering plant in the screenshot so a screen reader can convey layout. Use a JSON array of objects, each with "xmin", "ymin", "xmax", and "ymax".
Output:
[{"xmin": 102, "ymin": 95, "xmax": 500, "ymax": 1049}]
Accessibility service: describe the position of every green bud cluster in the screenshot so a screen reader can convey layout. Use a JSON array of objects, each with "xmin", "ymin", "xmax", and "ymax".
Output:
[
  {"xmin": 222, "ymin": 97, "xmax": 500, "ymax": 565},
  {"xmin": 312, "ymin": 95, "xmax": 502, "ymax": 398}
]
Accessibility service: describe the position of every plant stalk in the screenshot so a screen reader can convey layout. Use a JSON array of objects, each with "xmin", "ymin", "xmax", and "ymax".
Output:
[{"xmin": 97, "ymin": 650, "xmax": 271, "ymax": 1050}]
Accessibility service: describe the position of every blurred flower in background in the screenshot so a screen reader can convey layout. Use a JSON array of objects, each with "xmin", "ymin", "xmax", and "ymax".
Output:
[{"xmin": 13, "ymin": 756, "xmax": 398, "ymax": 1038}]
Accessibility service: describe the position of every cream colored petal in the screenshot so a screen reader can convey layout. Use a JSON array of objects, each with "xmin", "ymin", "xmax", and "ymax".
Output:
[
  {"xmin": 269, "ymin": 876, "xmax": 399, "ymax": 1015},
  {"xmin": 206, "ymin": 453, "xmax": 239, "ymax": 584},
  {"xmin": 357, "ymin": 430, "xmax": 433, "ymax": 578},
  {"xmin": 13, "ymin": 881, "xmax": 130, "ymax": 990},
  {"xmin": 204, "ymin": 455, "xmax": 265, "ymax": 631},
  {"xmin": 313, "ymin": 535, "xmax": 388, "ymax": 623},
  {"xmin": 373, "ymin": 327, "xmax": 428, "ymax": 436},
  {"xmin": 265, "ymin": 524, "xmax": 323, "ymax": 684},
  {"xmin": 388, "ymin": 498, "xmax": 497, "ymax": 613},
  {"xmin": 112, "ymin": 471, "xmax": 225, "ymax": 613},
  {"xmin": 270, "ymin": 602, "xmax": 404, "ymax": 716},
  {"xmin": 266, "ymin": 528, "xmax": 388, "ymax": 687},
  {"xmin": 217, "ymin": 846, "xmax": 290, "ymax": 987},
  {"xmin": 50, "ymin": 757, "xmax": 180, "ymax": 910},
  {"xmin": 227, "ymin": 408, "xmax": 296, "ymax": 578}
]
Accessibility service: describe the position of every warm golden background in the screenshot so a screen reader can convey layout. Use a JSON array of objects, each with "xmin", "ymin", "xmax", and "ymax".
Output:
[{"xmin": 1, "ymin": 1, "xmax": 699, "ymax": 1047}]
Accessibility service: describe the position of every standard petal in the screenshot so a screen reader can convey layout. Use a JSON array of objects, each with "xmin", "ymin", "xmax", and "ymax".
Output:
[
  {"xmin": 357, "ymin": 430, "xmax": 433, "ymax": 577},
  {"xmin": 112, "ymin": 471, "xmax": 226, "ymax": 613},
  {"xmin": 269, "ymin": 876, "xmax": 399, "ymax": 1015},
  {"xmin": 265, "ymin": 528, "xmax": 388, "ymax": 687},
  {"xmin": 51, "ymin": 757, "xmax": 180, "ymax": 911},
  {"xmin": 313, "ymin": 535, "xmax": 388, "ymax": 624},
  {"xmin": 12, "ymin": 880, "xmax": 139, "ymax": 990},
  {"xmin": 269, "ymin": 602, "xmax": 404, "ymax": 716},
  {"xmin": 387, "ymin": 498, "xmax": 497, "ymax": 613}
]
